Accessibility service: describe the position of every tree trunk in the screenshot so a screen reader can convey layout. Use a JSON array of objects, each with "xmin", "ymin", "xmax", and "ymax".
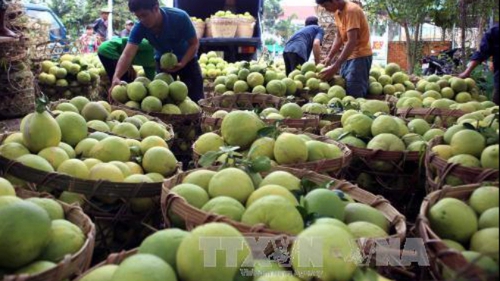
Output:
[
  {"xmin": 403, "ymin": 23, "xmax": 414, "ymax": 75},
  {"xmin": 442, "ymin": 27, "xmax": 446, "ymax": 42},
  {"xmin": 460, "ymin": 0, "xmax": 468, "ymax": 66},
  {"xmin": 476, "ymin": 16, "xmax": 486, "ymax": 49}
]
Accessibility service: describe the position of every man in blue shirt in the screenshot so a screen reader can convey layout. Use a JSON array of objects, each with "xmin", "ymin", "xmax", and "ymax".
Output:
[
  {"xmin": 93, "ymin": 8, "xmax": 110, "ymax": 41},
  {"xmin": 459, "ymin": 24, "xmax": 500, "ymax": 105},
  {"xmin": 283, "ymin": 17, "xmax": 324, "ymax": 75},
  {"xmin": 110, "ymin": 0, "xmax": 203, "ymax": 102}
]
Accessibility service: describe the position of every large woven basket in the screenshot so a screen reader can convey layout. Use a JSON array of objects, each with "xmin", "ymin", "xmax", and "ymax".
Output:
[
  {"xmin": 200, "ymin": 113, "xmax": 321, "ymax": 134},
  {"xmin": 199, "ymin": 93, "xmax": 288, "ymax": 115},
  {"xmin": 425, "ymin": 137, "xmax": 499, "ymax": 193},
  {"xmin": 51, "ymin": 100, "xmax": 175, "ymax": 144},
  {"xmin": 1, "ymin": 189, "xmax": 96, "ymax": 281},
  {"xmin": 236, "ymin": 18, "xmax": 256, "ymax": 38},
  {"xmin": 192, "ymin": 20, "xmax": 206, "ymax": 39},
  {"xmin": 416, "ymin": 183, "xmax": 500, "ymax": 280},
  {"xmin": 39, "ymin": 80, "xmax": 100, "ymax": 101},
  {"xmin": 205, "ymin": 19, "xmax": 213, "ymax": 38},
  {"xmin": 161, "ymin": 166, "xmax": 407, "ymax": 248},
  {"xmin": 397, "ymin": 108, "xmax": 466, "ymax": 128},
  {"xmin": 210, "ymin": 17, "xmax": 238, "ymax": 38}
]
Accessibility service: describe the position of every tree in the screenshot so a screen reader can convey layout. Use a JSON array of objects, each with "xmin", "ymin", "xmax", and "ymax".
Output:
[
  {"xmin": 365, "ymin": 0, "xmax": 437, "ymax": 74},
  {"xmin": 275, "ymin": 14, "xmax": 300, "ymax": 43},
  {"xmin": 263, "ymin": 0, "xmax": 284, "ymax": 35}
]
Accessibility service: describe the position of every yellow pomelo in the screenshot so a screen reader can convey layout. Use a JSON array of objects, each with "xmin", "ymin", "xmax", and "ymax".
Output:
[
  {"xmin": 38, "ymin": 146, "xmax": 70, "ymax": 170},
  {"xmin": 142, "ymin": 147, "xmax": 178, "ymax": 177},
  {"xmin": 0, "ymin": 142, "xmax": 30, "ymax": 160},
  {"xmin": 75, "ymin": 138, "xmax": 99, "ymax": 158},
  {"xmin": 274, "ymin": 133, "xmax": 308, "ymax": 165},
  {"xmin": 109, "ymin": 161, "xmax": 132, "ymax": 178},
  {"xmin": 90, "ymin": 136, "xmax": 131, "ymax": 163},
  {"xmin": 208, "ymin": 168, "xmax": 254, "ymax": 204},
  {"xmin": 177, "ymin": 223, "xmax": 250, "ymax": 281},
  {"xmin": 126, "ymin": 161, "xmax": 144, "ymax": 175},
  {"xmin": 221, "ymin": 111, "xmax": 265, "ymax": 149},
  {"xmin": 140, "ymin": 136, "xmax": 168, "ymax": 155},
  {"xmin": 89, "ymin": 163, "xmax": 124, "ymax": 182},
  {"xmin": 193, "ymin": 133, "xmax": 224, "ymax": 155},
  {"xmin": 259, "ymin": 171, "xmax": 301, "ymax": 191},
  {"xmin": 83, "ymin": 158, "xmax": 102, "ymax": 170},
  {"xmin": 248, "ymin": 137, "xmax": 275, "ymax": 160},
  {"xmin": 432, "ymin": 145, "xmax": 454, "ymax": 160},
  {"xmin": 0, "ymin": 177, "xmax": 15, "ymax": 197},
  {"xmin": 201, "ymin": 196, "xmax": 246, "ymax": 221},
  {"xmin": 182, "ymin": 170, "xmax": 216, "ymax": 192},
  {"xmin": 246, "ymin": 184, "xmax": 298, "ymax": 207},
  {"xmin": 22, "ymin": 111, "xmax": 62, "ymax": 153}
]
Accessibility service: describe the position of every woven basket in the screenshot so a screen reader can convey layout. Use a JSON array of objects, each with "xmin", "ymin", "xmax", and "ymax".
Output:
[
  {"xmin": 397, "ymin": 108, "xmax": 466, "ymax": 128},
  {"xmin": 200, "ymin": 113, "xmax": 321, "ymax": 134},
  {"xmin": 1, "ymin": 188, "xmax": 96, "ymax": 281},
  {"xmin": 320, "ymin": 122, "xmax": 426, "ymax": 218},
  {"xmin": 199, "ymin": 93, "xmax": 288, "ymax": 115},
  {"xmin": 210, "ymin": 17, "xmax": 238, "ymax": 38},
  {"xmin": 236, "ymin": 18, "xmax": 256, "ymax": 38},
  {"xmin": 416, "ymin": 183, "xmax": 500, "ymax": 280},
  {"xmin": 162, "ymin": 167, "xmax": 407, "ymax": 253},
  {"xmin": 0, "ymin": 118, "xmax": 22, "ymax": 132},
  {"xmin": 205, "ymin": 19, "xmax": 213, "ymax": 38},
  {"xmin": 39, "ymin": 80, "xmax": 100, "ymax": 101},
  {"xmin": 0, "ymin": 88, "xmax": 35, "ymax": 120},
  {"xmin": 192, "ymin": 21, "xmax": 206, "ymax": 39},
  {"xmin": 51, "ymin": 100, "xmax": 175, "ymax": 144},
  {"xmin": 425, "ymin": 137, "xmax": 499, "ymax": 193},
  {"xmin": 0, "ymin": 37, "xmax": 30, "ymax": 62}
]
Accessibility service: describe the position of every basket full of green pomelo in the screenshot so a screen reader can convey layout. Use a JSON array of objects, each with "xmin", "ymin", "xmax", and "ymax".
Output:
[
  {"xmin": 0, "ymin": 184, "xmax": 95, "ymax": 281},
  {"xmin": 161, "ymin": 165, "xmax": 406, "ymax": 253},
  {"xmin": 200, "ymin": 103, "xmax": 321, "ymax": 134},
  {"xmin": 191, "ymin": 111, "xmax": 352, "ymax": 175},
  {"xmin": 198, "ymin": 93, "xmax": 288, "ymax": 115},
  {"xmin": 417, "ymin": 183, "xmax": 499, "ymax": 280},
  {"xmin": 50, "ymin": 98, "xmax": 175, "ymax": 144},
  {"xmin": 73, "ymin": 223, "xmax": 399, "ymax": 281},
  {"xmin": 425, "ymin": 129, "xmax": 499, "ymax": 193}
]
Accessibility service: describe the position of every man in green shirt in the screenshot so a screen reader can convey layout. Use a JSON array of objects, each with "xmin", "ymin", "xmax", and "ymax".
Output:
[{"xmin": 98, "ymin": 37, "xmax": 156, "ymax": 82}]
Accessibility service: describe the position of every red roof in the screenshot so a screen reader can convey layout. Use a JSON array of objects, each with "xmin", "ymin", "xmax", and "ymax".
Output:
[{"xmin": 280, "ymin": 6, "xmax": 317, "ymax": 21}]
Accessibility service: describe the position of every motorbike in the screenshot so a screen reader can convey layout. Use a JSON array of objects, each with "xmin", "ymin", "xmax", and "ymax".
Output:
[{"xmin": 421, "ymin": 48, "xmax": 462, "ymax": 75}]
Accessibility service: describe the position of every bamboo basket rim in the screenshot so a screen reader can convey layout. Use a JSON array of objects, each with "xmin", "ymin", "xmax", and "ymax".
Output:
[
  {"xmin": 114, "ymin": 103, "xmax": 202, "ymax": 127},
  {"xmin": 199, "ymin": 93, "xmax": 288, "ymax": 115},
  {"xmin": 425, "ymin": 136, "xmax": 499, "ymax": 192},
  {"xmin": 50, "ymin": 99, "xmax": 176, "ymax": 143},
  {"xmin": 161, "ymin": 166, "xmax": 407, "ymax": 245},
  {"xmin": 320, "ymin": 122, "xmax": 422, "ymax": 162},
  {"xmin": 396, "ymin": 107, "xmax": 467, "ymax": 119},
  {"xmin": 0, "ymin": 132, "xmax": 182, "ymax": 198},
  {"xmin": 416, "ymin": 183, "xmax": 500, "ymax": 280},
  {"xmin": 2, "ymin": 188, "xmax": 96, "ymax": 281}
]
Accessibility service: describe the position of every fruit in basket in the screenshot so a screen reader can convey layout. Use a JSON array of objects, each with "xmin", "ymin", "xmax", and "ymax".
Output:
[
  {"xmin": 450, "ymin": 130, "xmax": 486, "ymax": 158},
  {"xmin": 242, "ymin": 195, "xmax": 304, "ymax": 234},
  {"xmin": 260, "ymin": 171, "xmax": 301, "ymax": 191},
  {"xmin": 14, "ymin": 261, "xmax": 57, "ymax": 276},
  {"xmin": 165, "ymin": 81, "xmax": 187, "ymax": 103},
  {"xmin": 141, "ymin": 96, "xmax": 163, "ymax": 113},
  {"xmin": 208, "ymin": 168, "xmax": 254, "ymax": 204},
  {"xmin": 247, "ymin": 185, "xmax": 299, "ymax": 207},
  {"xmin": 479, "ymin": 208, "xmax": 499, "ymax": 229},
  {"xmin": 89, "ymin": 163, "xmax": 125, "ymax": 182},
  {"xmin": 305, "ymin": 189, "xmax": 346, "ymax": 220},
  {"xmin": 39, "ymin": 219, "xmax": 85, "ymax": 262},
  {"xmin": 182, "ymin": 170, "xmax": 216, "ymax": 192},
  {"xmin": 178, "ymin": 99, "xmax": 201, "ymax": 114},
  {"xmin": 247, "ymin": 72, "xmax": 265, "ymax": 88},
  {"xmin": 177, "ymin": 223, "xmax": 250, "ymax": 281},
  {"xmin": 57, "ymin": 159, "xmax": 90, "ymax": 179},
  {"xmin": 481, "ymin": 145, "xmax": 499, "ymax": 169},
  {"xmin": 138, "ymin": 229, "xmax": 189, "ymax": 270},
  {"xmin": 348, "ymin": 221, "xmax": 389, "ymax": 239},
  {"xmin": 194, "ymin": 133, "xmax": 224, "ymax": 155},
  {"xmin": 0, "ymin": 177, "xmax": 15, "ymax": 197},
  {"xmin": 139, "ymin": 121, "xmax": 169, "ymax": 139},
  {"xmin": 111, "ymin": 254, "xmax": 177, "ymax": 281},
  {"xmin": 429, "ymin": 198, "xmax": 478, "ymax": 243},
  {"xmin": 279, "ymin": 103, "xmax": 303, "ymax": 119},
  {"xmin": 202, "ymin": 197, "xmax": 246, "ymax": 221},
  {"xmin": 111, "ymin": 84, "xmax": 129, "ymax": 104},
  {"xmin": 248, "ymin": 137, "xmax": 275, "ymax": 161},
  {"xmin": 21, "ymin": 110, "xmax": 62, "ymax": 154},
  {"xmin": 344, "ymin": 114, "xmax": 374, "ymax": 138},
  {"xmin": 142, "ymin": 147, "xmax": 177, "ymax": 177},
  {"xmin": 0, "ymin": 143, "xmax": 30, "ymax": 160},
  {"xmin": 292, "ymin": 224, "xmax": 361, "ymax": 281},
  {"xmin": 470, "ymin": 228, "xmax": 499, "ymax": 262},
  {"xmin": 221, "ymin": 111, "xmax": 264, "ymax": 149},
  {"xmin": 274, "ymin": 133, "xmax": 308, "ymax": 165},
  {"xmin": 81, "ymin": 102, "xmax": 109, "ymax": 122},
  {"xmin": 306, "ymin": 140, "xmax": 342, "ymax": 161},
  {"xmin": 266, "ymin": 80, "xmax": 286, "ymax": 97},
  {"xmin": 90, "ymin": 136, "xmax": 131, "ymax": 163},
  {"xmin": 56, "ymin": 112, "xmax": 88, "ymax": 147},
  {"xmin": 79, "ymin": 264, "xmax": 118, "ymax": 281},
  {"xmin": 345, "ymin": 203, "xmax": 390, "ymax": 233},
  {"xmin": 469, "ymin": 186, "xmax": 499, "ymax": 215},
  {"xmin": 371, "ymin": 115, "xmax": 400, "ymax": 136},
  {"xmin": 160, "ymin": 52, "xmax": 178, "ymax": 70},
  {"xmin": 0, "ymin": 200, "xmax": 52, "ymax": 268},
  {"xmin": 127, "ymin": 81, "xmax": 148, "ymax": 102},
  {"xmin": 38, "ymin": 147, "xmax": 70, "ymax": 170}
]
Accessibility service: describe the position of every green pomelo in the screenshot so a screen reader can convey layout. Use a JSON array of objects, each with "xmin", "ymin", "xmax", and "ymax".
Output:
[
  {"xmin": 479, "ymin": 207, "xmax": 499, "ymax": 229},
  {"xmin": 140, "ymin": 136, "xmax": 168, "ymax": 155},
  {"xmin": 304, "ymin": 188, "xmax": 346, "ymax": 221},
  {"xmin": 111, "ymin": 85, "xmax": 129, "ymax": 104},
  {"xmin": 138, "ymin": 229, "xmax": 189, "ymax": 269},
  {"xmin": 169, "ymin": 81, "xmax": 189, "ymax": 103},
  {"xmin": 305, "ymin": 141, "xmax": 342, "ymax": 162},
  {"xmin": 26, "ymin": 198, "xmax": 64, "ymax": 221},
  {"xmin": 81, "ymin": 102, "xmax": 109, "ymax": 122},
  {"xmin": 247, "ymin": 184, "xmax": 298, "ymax": 207},
  {"xmin": 14, "ymin": 260, "xmax": 57, "ymax": 276},
  {"xmin": 0, "ymin": 200, "xmax": 52, "ymax": 268},
  {"xmin": 147, "ymin": 80, "xmax": 169, "ymax": 101},
  {"xmin": 481, "ymin": 145, "xmax": 499, "ymax": 169},
  {"xmin": 38, "ymin": 146, "xmax": 70, "ymax": 170},
  {"xmin": 291, "ymin": 224, "xmax": 361, "ymax": 281},
  {"xmin": 202, "ymin": 196, "xmax": 246, "ymax": 221},
  {"xmin": 39, "ymin": 219, "xmax": 85, "ymax": 262},
  {"xmin": 0, "ymin": 143, "xmax": 30, "ymax": 160},
  {"xmin": 127, "ymin": 82, "xmax": 148, "ymax": 102},
  {"xmin": 469, "ymin": 186, "xmax": 499, "ymax": 215},
  {"xmin": 194, "ymin": 133, "xmax": 224, "ymax": 155},
  {"xmin": 344, "ymin": 114, "xmax": 374, "ymax": 138},
  {"xmin": 141, "ymin": 96, "xmax": 163, "ymax": 113},
  {"xmin": 429, "ymin": 198, "xmax": 478, "ymax": 243},
  {"xmin": 22, "ymin": 111, "xmax": 62, "ymax": 153},
  {"xmin": 442, "ymin": 240, "xmax": 466, "ymax": 252},
  {"xmin": 75, "ymin": 138, "xmax": 99, "ymax": 158},
  {"xmin": 90, "ymin": 136, "xmax": 131, "ymax": 162},
  {"xmin": 470, "ymin": 228, "xmax": 499, "ymax": 262},
  {"xmin": 140, "ymin": 121, "xmax": 169, "ymax": 139},
  {"xmin": 450, "ymin": 130, "xmax": 486, "ymax": 158},
  {"xmin": 57, "ymin": 159, "xmax": 90, "ymax": 179},
  {"xmin": 182, "ymin": 170, "xmax": 216, "ymax": 192},
  {"xmin": 142, "ymin": 147, "xmax": 178, "ymax": 177},
  {"xmin": 89, "ymin": 163, "xmax": 124, "ymax": 182},
  {"xmin": 248, "ymin": 137, "xmax": 275, "ymax": 161},
  {"xmin": 79, "ymin": 265, "xmax": 118, "ymax": 281},
  {"xmin": 111, "ymin": 254, "xmax": 177, "ymax": 281},
  {"xmin": 176, "ymin": 223, "xmax": 250, "ymax": 281},
  {"xmin": 344, "ymin": 203, "xmax": 390, "ymax": 233},
  {"xmin": 371, "ymin": 115, "xmax": 400, "ymax": 136},
  {"xmin": 274, "ymin": 133, "xmax": 308, "ymax": 165},
  {"xmin": 408, "ymin": 119, "xmax": 431, "ymax": 136},
  {"xmin": 348, "ymin": 221, "xmax": 389, "ymax": 239},
  {"xmin": 242, "ymin": 195, "xmax": 304, "ymax": 235},
  {"xmin": 221, "ymin": 111, "xmax": 264, "ymax": 150},
  {"xmin": 111, "ymin": 123, "xmax": 140, "ymax": 139},
  {"xmin": 259, "ymin": 171, "xmax": 301, "ymax": 191},
  {"xmin": 208, "ymin": 168, "xmax": 254, "ymax": 204},
  {"xmin": 0, "ymin": 177, "xmax": 15, "ymax": 197}
]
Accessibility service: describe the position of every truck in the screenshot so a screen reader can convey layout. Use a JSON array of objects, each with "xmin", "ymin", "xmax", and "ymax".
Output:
[
  {"xmin": 173, "ymin": 0, "xmax": 263, "ymax": 63},
  {"xmin": 24, "ymin": 3, "xmax": 67, "ymax": 42}
]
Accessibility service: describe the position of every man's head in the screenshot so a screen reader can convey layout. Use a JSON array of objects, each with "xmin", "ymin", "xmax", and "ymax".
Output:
[
  {"xmin": 125, "ymin": 20, "xmax": 134, "ymax": 30},
  {"xmin": 128, "ymin": 0, "xmax": 161, "ymax": 29},
  {"xmin": 100, "ymin": 8, "xmax": 111, "ymax": 20},
  {"xmin": 316, "ymin": 0, "xmax": 345, "ymax": 13},
  {"xmin": 305, "ymin": 16, "xmax": 319, "ymax": 26}
]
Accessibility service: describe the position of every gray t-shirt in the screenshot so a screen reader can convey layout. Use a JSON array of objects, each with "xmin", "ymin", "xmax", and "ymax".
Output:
[{"xmin": 284, "ymin": 25, "xmax": 324, "ymax": 61}]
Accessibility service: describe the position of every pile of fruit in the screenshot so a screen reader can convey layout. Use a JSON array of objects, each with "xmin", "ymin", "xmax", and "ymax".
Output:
[
  {"xmin": 0, "ymin": 97, "xmax": 179, "ymax": 196},
  {"xmin": 193, "ymin": 111, "xmax": 346, "ymax": 169},
  {"xmin": 426, "ymin": 185, "xmax": 499, "ymax": 278},
  {"xmin": 0, "ymin": 178, "xmax": 89, "ymax": 277},
  {"xmin": 38, "ymin": 54, "xmax": 104, "ymax": 100},
  {"xmin": 199, "ymin": 52, "xmax": 229, "ymax": 79}
]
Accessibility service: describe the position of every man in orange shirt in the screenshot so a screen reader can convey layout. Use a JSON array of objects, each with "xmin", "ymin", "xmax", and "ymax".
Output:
[{"xmin": 317, "ymin": 0, "xmax": 373, "ymax": 98}]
